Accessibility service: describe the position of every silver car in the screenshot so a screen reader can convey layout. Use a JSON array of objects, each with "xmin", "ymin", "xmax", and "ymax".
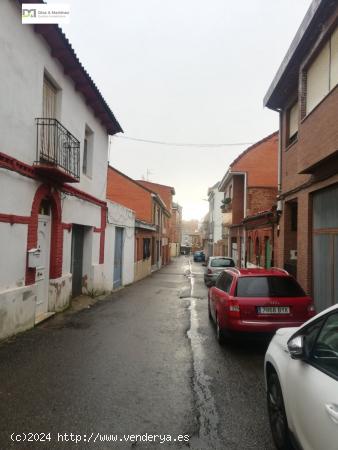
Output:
[{"xmin": 203, "ymin": 256, "xmax": 235, "ymax": 286}]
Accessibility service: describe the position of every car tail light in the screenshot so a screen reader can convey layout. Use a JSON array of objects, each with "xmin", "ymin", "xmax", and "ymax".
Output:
[
  {"xmin": 307, "ymin": 303, "xmax": 316, "ymax": 316},
  {"xmin": 207, "ymin": 269, "xmax": 212, "ymax": 274},
  {"xmin": 228, "ymin": 299, "xmax": 240, "ymax": 318}
]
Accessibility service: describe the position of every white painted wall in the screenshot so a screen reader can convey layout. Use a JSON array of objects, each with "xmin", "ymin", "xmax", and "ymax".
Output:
[
  {"xmin": 0, "ymin": 1, "xmax": 115, "ymax": 340},
  {"xmin": 104, "ymin": 202, "xmax": 135, "ymax": 290},
  {"xmin": 0, "ymin": 223, "xmax": 27, "ymax": 291},
  {"xmin": 0, "ymin": 0, "xmax": 109, "ymax": 201},
  {"xmin": 208, "ymin": 186, "xmax": 223, "ymax": 245}
]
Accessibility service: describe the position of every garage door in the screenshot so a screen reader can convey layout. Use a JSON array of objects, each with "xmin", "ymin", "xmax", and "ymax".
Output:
[{"xmin": 313, "ymin": 185, "xmax": 338, "ymax": 311}]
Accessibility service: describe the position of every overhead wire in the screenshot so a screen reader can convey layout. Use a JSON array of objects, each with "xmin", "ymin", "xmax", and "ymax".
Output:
[{"xmin": 112, "ymin": 134, "xmax": 253, "ymax": 148}]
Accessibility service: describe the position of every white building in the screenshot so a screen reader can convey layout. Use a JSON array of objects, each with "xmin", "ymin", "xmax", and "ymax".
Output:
[
  {"xmin": 105, "ymin": 202, "xmax": 135, "ymax": 291},
  {"xmin": 0, "ymin": 0, "xmax": 122, "ymax": 340},
  {"xmin": 207, "ymin": 182, "xmax": 224, "ymax": 256}
]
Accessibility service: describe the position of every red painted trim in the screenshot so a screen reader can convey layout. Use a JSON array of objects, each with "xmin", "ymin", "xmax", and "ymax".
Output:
[
  {"xmin": 99, "ymin": 206, "xmax": 107, "ymax": 264},
  {"xmin": 0, "ymin": 152, "xmax": 36, "ymax": 179},
  {"xmin": 62, "ymin": 223, "xmax": 72, "ymax": 232},
  {"xmin": 1, "ymin": 152, "xmax": 106, "ymax": 209},
  {"xmin": 1, "ymin": 152, "xmax": 107, "ymax": 277},
  {"xmin": 26, "ymin": 185, "xmax": 63, "ymax": 285},
  {"xmin": 63, "ymin": 184, "xmax": 106, "ymax": 207},
  {"xmin": 0, "ymin": 214, "xmax": 30, "ymax": 224}
]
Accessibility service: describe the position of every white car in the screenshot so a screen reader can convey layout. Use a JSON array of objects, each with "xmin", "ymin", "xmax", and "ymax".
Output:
[{"xmin": 264, "ymin": 304, "xmax": 338, "ymax": 450}]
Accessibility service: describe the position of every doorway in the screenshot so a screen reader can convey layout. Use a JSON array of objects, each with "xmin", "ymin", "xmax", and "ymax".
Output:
[
  {"xmin": 313, "ymin": 185, "xmax": 338, "ymax": 311},
  {"xmin": 71, "ymin": 225, "xmax": 85, "ymax": 297},
  {"xmin": 35, "ymin": 214, "xmax": 51, "ymax": 322},
  {"xmin": 113, "ymin": 227, "xmax": 124, "ymax": 289}
]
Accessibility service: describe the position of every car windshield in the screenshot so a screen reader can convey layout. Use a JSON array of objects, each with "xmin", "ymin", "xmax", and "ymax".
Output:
[
  {"xmin": 236, "ymin": 276, "xmax": 306, "ymax": 298},
  {"xmin": 210, "ymin": 258, "xmax": 234, "ymax": 268}
]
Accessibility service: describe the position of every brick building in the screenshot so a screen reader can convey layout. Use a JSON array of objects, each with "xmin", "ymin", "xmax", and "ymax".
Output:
[
  {"xmin": 169, "ymin": 202, "xmax": 183, "ymax": 257},
  {"xmin": 218, "ymin": 132, "xmax": 278, "ymax": 267},
  {"xmin": 137, "ymin": 180, "xmax": 175, "ymax": 265},
  {"xmin": 106, "ymin": 167, "xmax": 170, "ymax": 280},
  {"xmin": 264, "ymin": 0, "xmax": 338, "ymax": 311}
]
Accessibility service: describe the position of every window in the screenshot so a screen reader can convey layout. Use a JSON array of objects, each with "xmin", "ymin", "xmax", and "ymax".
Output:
[
  {"xmin": 302, "ymin": 318, "xmax": 326, "ymax": 358},
  {"xmin": 224, "ymin": 273, "xmax": 233, "ymax": 293},
  {"xmin": 216, "ymin": 273, "xmax": 233, "ymax": 293},
  {"xmin": 310, "ymin": 313, "xmax": 338, "ymax": 379},
  {"xmin": 236, "ymin": 276, "xmax": 306, "ymax": 297},
  {"xmin": 83, "ymin": 126, "xmax": 93, "ymax": 177},
  {"xmin": 43, "ymin": 76, "xmax": 57, "ymax": 118},
  {"xmin": 143, "ymin": 238, "xmax": 151, "ymax": 260},
  {"xmin": 210, "ymin": 258, "xmax": 235, "ymax": 268},
  {"xmin": 287, "ymin": 101, "xmax": 298, "ymax": 145},
  {"xmin": 306, "ymin": 26, "xmax": 338, "ymax": 115},
  {"xmin": 216, "ymin": 273, "xmax": 226, "ymax": 290},
  {"xmin": 290, "ymin": 202, "xmax": 298, "ymax": 232}
]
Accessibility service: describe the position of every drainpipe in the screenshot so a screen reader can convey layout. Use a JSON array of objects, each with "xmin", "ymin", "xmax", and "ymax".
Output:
[
  {"xmin": 243, "ymin": 172, "xmax": 248, "ymax": 267},
  {"xmin": 277, "ymin": 109, "xmax": 283, "ymax": 210}
]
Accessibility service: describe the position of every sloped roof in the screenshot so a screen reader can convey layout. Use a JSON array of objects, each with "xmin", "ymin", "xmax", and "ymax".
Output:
[
  {"xmin": 230, "ymin": 131, "xmax": 278, "ymax": 168},
  {"xmin": 264, "ymin": 0, "xmax": 337, "ymax": 109},
  {"xmin": 136, "ymin": 180, "xmax": 176, "ymax": 195},
  {"xmin": 20, "ymin": 0, "xmax": 122, "ymax": 135}
]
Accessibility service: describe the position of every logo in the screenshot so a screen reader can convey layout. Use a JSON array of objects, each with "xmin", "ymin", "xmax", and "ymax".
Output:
[
  {"xmin": 22, "ymin": 4, "xmax": 70, "ymax": 24},
  {"xmin": 22, "ymin": 8, "xmax": 36, "ymax": 18}
]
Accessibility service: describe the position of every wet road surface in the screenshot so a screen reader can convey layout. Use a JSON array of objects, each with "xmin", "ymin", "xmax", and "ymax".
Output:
[{"xmin": 0, "ymin": 256, "xmax": 275, "ymax": 449}]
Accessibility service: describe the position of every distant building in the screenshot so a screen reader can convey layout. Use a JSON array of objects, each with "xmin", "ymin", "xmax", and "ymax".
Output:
[
  {"xmin": 264, "ymin": 0, "xmax": 338, "ymax": 311},
  {"xmin": 137, "ymin": 181, "xmax": 175, "ymax": 265},
  {"xmin": 219, "ymin": 132, "xmax": 278, "ymax": 267},
  {"xmin": 169, "ymin": 202, "xmax": 183, "ymax": 257},
  {"xmin": 106, "ymin": 167, "xmax": 171, "ymax": 280},
  {"xmin": 207, "ymin": 182, "xmax": 225, "ymax": 257}
]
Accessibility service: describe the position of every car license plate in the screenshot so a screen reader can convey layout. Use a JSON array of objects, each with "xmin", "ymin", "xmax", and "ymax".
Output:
[{"xmin": 257, "ymin": 306, "xmax": 290, "ymax": 314}]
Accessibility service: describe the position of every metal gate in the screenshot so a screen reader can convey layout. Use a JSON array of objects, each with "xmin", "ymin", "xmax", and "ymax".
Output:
[
  {"xmin": 313, "ymin": 185, "xmax": 338, "ymax": 311},
  {"xmin": 113, "ymin": 227, "xmax": 124, "ymax": 289},
  {"xmin": 71, "ymin": 225, "xmax": 84, "ymax": 297}
]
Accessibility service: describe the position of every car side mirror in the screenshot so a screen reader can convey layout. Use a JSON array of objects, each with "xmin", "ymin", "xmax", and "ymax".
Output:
[{"xmin": 287, "ymin": 335, "xmax": 305, "ymax": 360}]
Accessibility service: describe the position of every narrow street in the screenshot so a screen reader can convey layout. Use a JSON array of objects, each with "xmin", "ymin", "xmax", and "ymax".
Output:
[{"xmin": 0, "ymin": 256, "xmax": 274, "ymax": 450}]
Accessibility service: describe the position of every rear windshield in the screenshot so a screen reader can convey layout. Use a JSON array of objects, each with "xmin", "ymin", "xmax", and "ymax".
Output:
[
  {"xmin": 210, "ymin": 258, "xmax": 235, "ymax": 268},
  {"xmin": 236, "ymin": 276, "xmax": 306, "ymax": 298}
]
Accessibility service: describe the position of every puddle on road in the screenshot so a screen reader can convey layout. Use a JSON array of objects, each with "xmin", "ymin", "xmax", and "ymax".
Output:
[
  {"xmin": 188, "ymin": 298, "xmax": 220, "ymax": 449},
  {"xmin": 185, "ymin": 259, "xmax": 221, "ymax": 449}
]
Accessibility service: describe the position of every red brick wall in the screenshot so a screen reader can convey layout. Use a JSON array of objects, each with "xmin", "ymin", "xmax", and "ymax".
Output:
[
  {"xmin": 137, "ymin": 181, "xmax": 173, "ymax": 211},
  {"xmin": 297, "ymin": 88, "xmax": 338, "ymax": 173},
  {"xmin": 247, "ymin": 187, "xmax": 277, "ymax": 216},
  {"xmin": 231, "ymin": 133, "xmax": 278, "ymax": 187},
  {"xmin": 246, "ymin": 226, "xmax": 274, "ymax": 268},
  {"xmin": 107, "ymin": 168, "xmax": 152, "ymax": 223},
  {"xmin": 232, "ymin": 175, "xmax": 244, "ymax": 225}
]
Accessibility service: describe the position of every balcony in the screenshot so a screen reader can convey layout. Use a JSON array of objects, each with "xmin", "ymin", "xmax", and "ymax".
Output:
[
  {"xmin": 34, "ymin": 118, "xmax": 80, "ymax": 183},
  {"xmin": 220, "ymin": 197, "xmax": 232, "ymax": 212}
]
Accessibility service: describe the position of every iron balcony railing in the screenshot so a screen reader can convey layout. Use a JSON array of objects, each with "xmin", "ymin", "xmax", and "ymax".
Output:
[{"xmin": 36, "ymin": 118, "xmax": 80, "ymax": 181}]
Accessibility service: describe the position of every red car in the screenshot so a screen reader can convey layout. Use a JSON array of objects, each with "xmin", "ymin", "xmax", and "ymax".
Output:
[{"xmin": 208, "ymin": 268, "xmax": 316, "ymax": 343}]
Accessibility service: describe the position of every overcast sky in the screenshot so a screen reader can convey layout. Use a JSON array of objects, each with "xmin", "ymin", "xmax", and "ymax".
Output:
[{"xmin": 59, "ymin": 0, "xmax": 312, "ymax": 220}]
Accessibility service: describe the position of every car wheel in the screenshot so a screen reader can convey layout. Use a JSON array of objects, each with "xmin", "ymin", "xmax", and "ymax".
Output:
[
  {"xmin": 216, "ymin": 315, "xmax": 226, "ymax": 345},
  {"xmin": 267, "ymin": 373, "xmax": 293, "ymax": 450}
]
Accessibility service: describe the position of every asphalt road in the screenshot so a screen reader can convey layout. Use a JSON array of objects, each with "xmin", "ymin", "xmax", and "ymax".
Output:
[{"xmin": 0, "ymin": 256, "xmax": 275, "ymax": 450}]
